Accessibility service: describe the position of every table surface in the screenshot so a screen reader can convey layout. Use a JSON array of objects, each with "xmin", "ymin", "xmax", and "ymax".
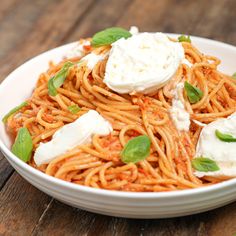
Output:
[{"xmin": 0, "ymin": 0, "xmax": 236, "ymax": 235}]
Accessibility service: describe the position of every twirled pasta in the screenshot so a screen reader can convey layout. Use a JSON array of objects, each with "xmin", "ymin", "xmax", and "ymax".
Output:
[{"xmin": 6, "ymin": 40, "xmax": 236, "ymax": 192}]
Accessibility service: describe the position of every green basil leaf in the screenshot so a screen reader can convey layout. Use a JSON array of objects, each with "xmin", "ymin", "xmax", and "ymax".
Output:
[
  {"xmin": 68, "ymin": 104, "xmax": 80, "ymax": 114},
  {"xmin": 48, "ymin": 61, "xmax": 74, "ymax": 96},
  {"xmin": 215, "ymin": 129, "xmax": 236, "ymax": 142},
  {"xmin": 121, "ymin": 135, "xmax": 151, "ymax": 164},
  {"xmin": 184, "ymin": 81, "xmax": 203, "ymax": 104},
  {"xmin": 91, "ymin": 27, "xmax": 132, "ymax": 47},
  {"xmin": 11, "ymin": 127, "xmax": 33, "ymax": 162},
  {"xmin": 2, "ymin": 101, "xmax": 28, "ymax": 124},
  {"xmin": 48, "ymin": 78, "xmax": 57, "ymax": 96},
  {"xmin": 232, "ymin": 72, "xmax": 236, "ymax": 79},
  {"xmin": 192, "ymin": 157, "xmax": 220, "ymax": 172},
  {"xmin": 178, "ymin": 35, "xmax": 191, "ymax": 43}
]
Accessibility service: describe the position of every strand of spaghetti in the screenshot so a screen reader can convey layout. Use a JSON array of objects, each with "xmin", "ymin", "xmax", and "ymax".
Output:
[
  {"xmin": 149, "ymin": 112, "xmax": 169, "ymax": 126},
  {"xmin": 84, "ymin": 166, "xmax": 103, "ymax": 186},
  {"xmin": 57, "ymin": 87, "xmax": 82, "ymax": 99},
  {"xmin": 211, "ymin": 97, "xmax": 225, "ymax": 112},
  {"xmin": 178, "ymin": 140, "xmax": 202, "ymax": 184},
  {"xmin": 79, "ymin": 145, "xmax": 114, "ymax": 161},
  {"xmin": 141, "ymin": 107, "xmax": 173, "ymax": 172},
  {"xmin": 99, "ymin": 162, "xmax": 113, "ymax": 187},
  {"xmin": 92, "ymin": 101, "xmax": 142, "ymax": 123},
  {"xmin": 140, "ymin": 179, "xmax": 178, "ymax": 185},
  {"xmin": 105, "ymin": 180, "xmax": 128, "ymax": 190},
  {"xmin": 192, "ymin": 108, "xmax": 236, "ymax": 120},
  {"xmin": 46, "ymin": 155, "xmax": 86, "ymax": 176},
  {"xmin": 142, "ymin": 160, "xmax": 161, "ymax": 179},
  {"xmin": 208, "ymin": 79, "xmax": 226, "ymax": 100},
  {"xmin": 31, "ymin": 97, "xmax": 56, "ymax": 108},
  {"xmin": 221, "ymin": 85, "xmax": 234, "ymax": 107},
  {"xmin": 23, "ymin": 117, "xmax": 36, "ymax": 128},
  {"xmin": 51, "ymin": 94, "xmax": 68, "ymax": 110},
  {"xmin": 155, "ymin": 126, "xmax": 177, "ymax": 174},
  {"xmin": 51, "ymin": 109, "xmax": 78, "ymax": 119},
  {"xmin": 36, "ymin": 108, "xmax": 63, "ymax": 128},
  {"xmin": 158, "ymin": 160, "xmax": 199, "ymax": 188},
  {"xmin": 109, "ymin": 104, "xmax": 140, "ymax": 110},
  {"xmin": 80, "ymin": 85, "xmax": 95, "ymax": 101},
  {"xmin": 83, "ymin": 72, "xmax": 119, "ymax": 104},
  {"xmin": 158, "ymin": 89, "xmax": 171, "ymax": 109},
  {"xmin": 55, "ymin": 161, "xmax": 102, "ymax": 179},
  {"xmin": 92, "ymin": 85, "xmax": 129, "ymax": 102}
]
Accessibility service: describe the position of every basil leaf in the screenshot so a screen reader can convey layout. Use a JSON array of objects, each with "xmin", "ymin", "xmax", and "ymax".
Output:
[
  {"xmin": 2, "ymin": 101, "xmax": 28, "ymax": 124},
  {"xmin": 178, "ymin": 35, "xmax": 191, "ymax": 43},
  {"xmin": 48, "ymin": 78, "xmax": 57, "ymax": 96},
  {"xmin": 91, "ymin": 27, "xmax": 132, "ymax": 47},
  {"xmin": 48, "ymin": 61, "xmax": 74, "ymax": 96},
  {"xmin": 68, "ymin": 104, "xmax": 80, "ymax": 114},
  {"xmin": 215, "ymin": 129, "xmax": 236, "ymax": 142},
  {"xmin": 192, "ymin": 157, "xmax": 220, "ymax": 172},
  {"xmin": 11, "ymin": 127, "xmax": 33, "ymax": 162},
  {"xmin": 121, "ymin": 135, "xmax": 151, "ymax": 164},
  {"xmin": 232, "ymin": 72, "xmax": 236, "ymax": 79},
  {"xmin": 184, "ymin": 81, "xmax": 203, "ymax": 104}
]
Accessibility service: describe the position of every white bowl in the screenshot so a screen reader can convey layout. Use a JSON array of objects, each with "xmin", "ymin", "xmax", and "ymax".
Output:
[{"xmin": 0, "ymin": 35, "xmax": 236, "ymax": 219}]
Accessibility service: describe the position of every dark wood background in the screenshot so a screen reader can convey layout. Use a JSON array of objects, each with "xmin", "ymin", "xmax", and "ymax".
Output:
[{"xmin": 0, "ymin": 0, "xmax": 236, "ymax": 235}]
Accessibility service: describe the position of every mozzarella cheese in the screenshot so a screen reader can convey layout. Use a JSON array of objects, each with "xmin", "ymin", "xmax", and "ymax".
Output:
[
  {"xmin": 66, "ymin": 40, "xmax": 90, "ymax": 58},
  {"xmin": 34, "ymin": 110, "xmax": 113, "ymax": 166},
  {"xmin": 129, "ymin": 26, "xmax": 139, "ymax": 35},
  {"xmin": 104, "ymin": 32, "xmax": 184, "ymax": 94},
  {"xmin": 194, "ymin": 112, "xmax": 236, "ymax": 177},
  {"xmin": 169, "ymin": 83, "xmax": 190, "ymax": 131},
  {"xmin": 82, "ymin": 52, "xmax": 107, "ymax": 70}
]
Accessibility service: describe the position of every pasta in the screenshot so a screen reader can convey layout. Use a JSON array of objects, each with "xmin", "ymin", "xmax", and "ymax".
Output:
[{"xmin": 5, "ymin": 35, "xmax": 236, "ymax": 192}]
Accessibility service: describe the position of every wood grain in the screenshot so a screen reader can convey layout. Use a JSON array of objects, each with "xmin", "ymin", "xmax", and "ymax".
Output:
[
  {"xmin": 0, "ymin": 0, "xmax": 236, "ymax": 235},
  {"xmin": 0, "ymin": 0, "xmax": 95, "ymax": 80},
  {"xmin": 0, "ymin": 154, "xmax": 13, "ymax": 190},
  {"xmin": 0, "ymin": 173, "xmax": 51, "ymax": 236},
  {"xmin": 0, "ymin": 0, "xmax": 54, "ymax": 59},
  {"xmin": 65, "ymin": 0, "xmax": 134, "ymax": 42}
]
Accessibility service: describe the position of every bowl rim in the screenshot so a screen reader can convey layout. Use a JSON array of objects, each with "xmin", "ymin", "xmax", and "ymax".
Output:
[{"xmin": 0, "ymin": 34, "xmax": 236, "ymax": 199}]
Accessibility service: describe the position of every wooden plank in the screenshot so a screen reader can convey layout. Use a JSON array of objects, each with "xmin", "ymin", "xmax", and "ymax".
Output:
[
  {"xmin": 31, "ymin": 200, "xmax": 97, "ymax": 236},
  {"xmin": 116, "ymin": 0, "xmax": 173, "ymax": 32},
  {"xmin": 117, "ymin": 0, "xmax": 207, "ymax": 32},
  {"xmin": 0, "ymin": 0, "xmax": 57, "ymax": 59},
  {"xmin": 0, "ymin": 173, "xmax": 52, "ymax": 236},
  {"xmin": 193, "ymin": 0, "xmax": 236, "ymax": 44},
  {"xmin": 203, "ymin": 202, "xmax": 236, "ymax": 236},
  {"xmin": 0, "ymin": 0, "xmax": 19, "ymax": 22},
  {"xmin": 64, "ymin": 0, "xmax": 134, "ymax": 42},
  {"xmin": 0, "ymin": 0, "xmax": 95, "ymax": 80},
  {"xmin": 30, "ymin": 200, "xmax": 236, "ymax": 236},
  {"xmin": 0, "ymin": 153, "xmax": 13, "ymax": 189}
]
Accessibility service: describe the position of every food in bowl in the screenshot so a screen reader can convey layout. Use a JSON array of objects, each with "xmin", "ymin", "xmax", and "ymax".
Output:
[{"xmin": 2, "ymin": 27, "xmax": 236, "ymax": 192}]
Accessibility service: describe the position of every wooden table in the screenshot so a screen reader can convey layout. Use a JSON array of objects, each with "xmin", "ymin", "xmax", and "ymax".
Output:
[{"xmin": 0, "ymin": 0, "xmax": 236, "ymax": 235}]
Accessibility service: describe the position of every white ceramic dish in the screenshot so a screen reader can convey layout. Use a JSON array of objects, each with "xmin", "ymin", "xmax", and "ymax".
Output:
[{"xmin": 0, "ymin": 34, "xmax": 236, "ymax": 219}]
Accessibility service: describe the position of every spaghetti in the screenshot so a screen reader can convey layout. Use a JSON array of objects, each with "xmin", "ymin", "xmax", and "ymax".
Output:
[{"xmin": 5, "ymin": 37, "xmax": 236, "ymax": 192}]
